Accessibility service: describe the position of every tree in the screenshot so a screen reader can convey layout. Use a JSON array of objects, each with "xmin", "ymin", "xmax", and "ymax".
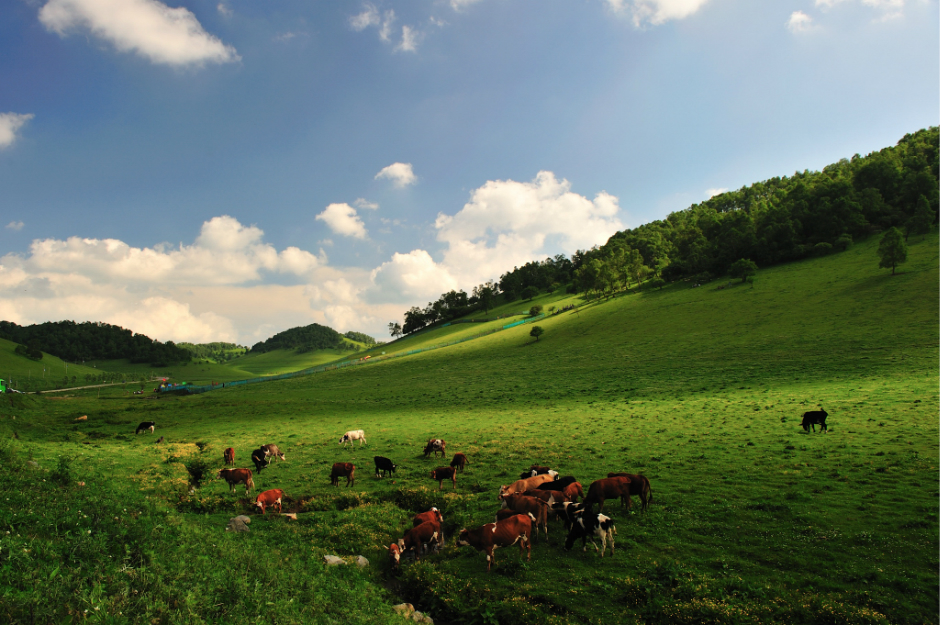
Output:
[
  {"xmin": 729, "ymin": 258, "xmax": 758, "ymax": 283},
  {"xmin": 529, "ymin": 326, "xmax": 544, "ymax": 342},
  {"xmin": 529, "ymin": 305, "xmax": 543, "ymax": 317},
  {"xmin": 472, "ymin": 281, "xmax": 497, "ymax": 314},
  {"xmin": 878, "ymin": 227, "xmax": 908, "ymax": 275},
  {"xmin": 521, "ymin": 285, "xmax": 539, "ymax": 301},
  {"xmin": 905, "ymin": 194, "xmax": 934, "ymax": 239},
  {"xmin": 388, "ymin": 322, "xmax": 402, "ymax": 339}
]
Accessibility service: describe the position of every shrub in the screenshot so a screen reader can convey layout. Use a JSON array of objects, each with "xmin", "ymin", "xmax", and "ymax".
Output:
[
  {"xmin": 50, "ymin": 455, "xmax": 73, "ymax": 486},
  {"xmin": 528, "ymin": 305, "xmax": 542, "ymax": 316},
  {"xmin": 184, "ymin": 456, "xmax": 213, "ymax": 489}
]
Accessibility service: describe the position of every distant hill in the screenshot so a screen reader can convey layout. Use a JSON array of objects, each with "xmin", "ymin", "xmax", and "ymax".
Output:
[
  {"xmin": 250, "ymin": 323, "xmax": 371, "ymax": 354},
  {"xmin": 177, "ymin": 342, "xmax": 248, "ymax": 363}
]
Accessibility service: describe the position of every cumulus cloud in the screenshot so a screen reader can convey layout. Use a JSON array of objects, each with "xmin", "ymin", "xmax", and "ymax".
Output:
[
  {"xmin": 350, "ymin": 4, "xmax": 380, "ymax": 31},
  {"xmin": 39, "ymin": 0, "xmax": 239, "ymax": 67},
  {"xmin": 375, "ymin": 162, "xmax": 417, "ymax": 188},
  {"xmin": 354, "ymin": 198, "xmax": 379, "ymax": 210},
  {"xmin": 379, "ymin": 10, "xmax": 395, "ymax": 42},
  {"xmin": 605, "ymin": 0, "xmax": 710, "ymax": 26},
  {"xmin": 370, "ymin": 250, "xmax": 459, "ymax": 304},
  {"xmin": 0, "ymin": 113, "xmax": 34, "ymax": 149},
  {"xmin": 449, "ymin": 0, "xmax": 483, "ymax": 10},
  {"xmin": 350, "ymin": 6, "xmax": 421, "ymax": 51},
  {"xmin": 6, "ymin": 221, "xmax": 25, "ymax": 232},
  {"xmin": 316, "ymin": 203, "xmax": 368, "ymax": 239},
  {"xmin": 787, "ymin": 10, "xmax": 814, "ymax": 32}
]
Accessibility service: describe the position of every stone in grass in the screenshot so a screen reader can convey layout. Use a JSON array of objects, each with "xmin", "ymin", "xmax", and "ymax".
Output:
[
  {"xmin": 26, "ymin": 461, "xmax": 39, "ymax": 469},
  {"xmin": 355, "ymin": 556, "xmax": 369, "ymax": 567},
  {"xmin": 412, "ymin": 611, "xmax": 433, "ymax": 624},
  {"xmin": 324, "ymin": 555, "xmax": 346, "ymax": 566},
  {"xmin": 393, "ymin": 604, "xmax": 414, "ymax": 617},
  {"xmin": 226, "ymin": 517, "xmax": 250, "ymax": 533}
]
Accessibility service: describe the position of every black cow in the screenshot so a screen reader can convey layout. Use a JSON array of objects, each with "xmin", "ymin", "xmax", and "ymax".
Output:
[
  {"xmin": 135, "ymin": 421, "xmax": 155, "ymax": 435},
  {"xmin": 374, "ymin": 456, "xmax": 397, "ymax": 478},
  {"xmin": 801, "ymin": 408, "xmax": 828, "ymax": 433},
  {"xmin": 251, "ymin": 447, "xmax": 270, "ymax": 472},
  {"xmin": 537, "ymin": 476, "xmax": 578, "ymax": 492}
]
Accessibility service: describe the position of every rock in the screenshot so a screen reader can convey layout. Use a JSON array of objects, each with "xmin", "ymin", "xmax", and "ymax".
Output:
[
  {"xmin": 393, "ymin": 604, "xmax": 415, "ymax": 617},
  {"xmin": 281, "ymin": 513, "xmax": 298, "ymax": 521},
  {"xmin": 226, "ymin": 517, "xmax": 249, "ymax": 533},
  {"xmin": 26, "ymin": 461, "xmax": 39, "ymax": 469},
  {"xmin": 355, "ymin": 555, "xmax": 369, "ymax": 567},
  {"xmin": 323, "ymin": 555, "xmax": 345, "ymax": 566},
  {"xmin": 233, "ymin": 515, "xmax": 251, "ymax": 524},
  {"xmin": 412, "ymin": 611, "xmax": 433, "ymax": 624}
]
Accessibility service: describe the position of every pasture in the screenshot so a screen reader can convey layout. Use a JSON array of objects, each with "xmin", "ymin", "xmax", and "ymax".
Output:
[{"xmin": 0, "ymin": 232, "xmax": 937, "ymax": 624}]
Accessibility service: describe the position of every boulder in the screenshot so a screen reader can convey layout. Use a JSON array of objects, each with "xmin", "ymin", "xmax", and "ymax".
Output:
[
  {"xmin": 323, "ymin": 555, "xmax": 345, "ymax": 566},
  {"xmin": 393, "ymin": 604, "xmax": 415, "ymax": 617},
  {"xmin": 412, "ymin": 611, "xmax": 433, "ymax": 624},
  {"xmin": 233, "ymin": 515, "xmax": 251, "ymax": 524},
  {"xmin": 355, "ymin": 555, "xmax": 369, "ymax": 568},
  {"xmin": 225, "ymin": 517, "xmax": 250, "ymax": 533},
  {"xmin": 26, "ymin": 461, "xmax": 39, "ymax": 469}
]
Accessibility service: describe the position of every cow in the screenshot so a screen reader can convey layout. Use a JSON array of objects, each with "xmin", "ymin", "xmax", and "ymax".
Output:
[
  {"xmin": 495, "ymin": 508, "xmax": 519, "ymax": 522},
  {"xmin": 552, "ymin": 501, "xmax": 585, "ymax": 532},
  {"xmin": 520, "ymin": 465, "xmax": 558, "ymax": 479},
  {"xmin": 450, "ymin": 453, "xmax": 469, "ymax": 472},
  {"xmin": 801, "ymin": 408, "xmax": 828, "ymax": 433},
  {"xmin": 223, "ymin": 447, "xmax": 235, "ymax": 466},
  {"xmin": 607, "ymin": 473, "xmax": 653, "ymax": 512},
  {"xmin": 374, "ymin": 456, "xmax": 397, "ymax": 478},
  {"xmin": 498, "ymin": 473, "xmax": 555, "ymax": 500},
  {"xmin": 261, "ymin": 444, "xmax": 286, "ymax": 462},
  {"xmin": 561, "ymin": 481, "xmax": 585, "ymax": 503},
  {"xmin": 500, "ymin": 493, "xmax": 549, "ymax": 541},
  {"xmin": 217, "ymin": 468, "xmax": 254, "ymax": 494},
  {"xmin": 330, "ymin": 462, "xmax": 355, "ymax": 487},
  {"xmin": 135, "ymin": 421, "xmax": 155, "ymax": 435},
  {"xmin": 399, "ymin": 520, "xmax": 442, "ymax": 559},
  {"xmin": 423, "ymin": 439, "xmax": 446, "ymax": 458},
  {"xmin": 564, "ymin": 511, "xmax": 616, "ymax": 557},
  {"xmin": 251, "ymin": 448, "xmax": 270, "ymax": 473},
  {"xmin": 412, "ymin": 507, "xmax": 444, "ymax": 529},
  {"xmin": 456, "ymin": 514, "xmax": 533, "ymax": 571},
  {"xmin": 339, "ymin": 430, "xmax": 367, "ymax": 447},
  {"xmin": 430, "ymin": 466, "xmax": 457, "ymax": 491},
  {"xmin": 389, "ymin": 543, "xmax": 402, "ymax": 570},
  {"xmin": 583, "ymin": 477, "xmax": 631, "ymax": 513},
  {"xmin": 537, "ymin": 476, "xmax": 579, "ymax": 492},
  {"xmin": 254, "ymin": 488, "xmax": 284, "ymax": 515}
]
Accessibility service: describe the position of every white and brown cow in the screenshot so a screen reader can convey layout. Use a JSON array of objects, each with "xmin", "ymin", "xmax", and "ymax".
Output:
[
  {"xmin": 339, "ymin": 430, "xmax": 366, "ymax": 447},
  {"xmin": 456, "ymin": 514, "xmax": 533, "ymax": 571},
  {"xmin": 399, "ymin": 520, "xmax": 442, "ymax": 559},
  {"xmin": 261, "ymin": 444, "xmax": 286, "ymax": 462},
  {"xmin": 500, "ymin": 493, "xmax": 549, "ymax": 542},
  {"xmin": 498, "ymin": 473, "xmax": 555, "ymax": 500},
  {"xmin": 254, "ymin": 488, "xmax": 284, "ymax": 515},
  {"xmin": 423, "ymin": 438, "xmax": 446, "ymax": 458}
]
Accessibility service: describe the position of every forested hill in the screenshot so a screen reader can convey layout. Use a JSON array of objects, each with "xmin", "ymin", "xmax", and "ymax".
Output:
[
  {"xmin": 0, "ymin": 320, "xmax": 191, "ymax": 366},
  {"xmin": 249, "ymin": 323, "xmax": 351, "ymax": 354}
]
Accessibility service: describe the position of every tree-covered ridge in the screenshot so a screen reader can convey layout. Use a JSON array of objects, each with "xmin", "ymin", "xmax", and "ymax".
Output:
[
  {"xmin": 343, "ymin": 331, "xmax": 377, "ymax": 346},
  {"xmin": 0, "ymin": 320, "xmax": 191, "ymax": 366},
  {"xmin": 177, "ymin": 342, "xmax": 248, "ymax": 362},
  {"xmin": 250, "ymin": 323, "xmax": 346, "ymax": 354}
]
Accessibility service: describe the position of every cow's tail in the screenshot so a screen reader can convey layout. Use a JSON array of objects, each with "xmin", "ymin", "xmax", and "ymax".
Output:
[{"xmin": 247, "ymin": 477, "xmax": 255, "ymax": 492}]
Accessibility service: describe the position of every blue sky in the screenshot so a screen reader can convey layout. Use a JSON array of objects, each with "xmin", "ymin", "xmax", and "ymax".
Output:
[{"xmin": 0, "ymin": 0, "xmax": 937, "ymax": 345}]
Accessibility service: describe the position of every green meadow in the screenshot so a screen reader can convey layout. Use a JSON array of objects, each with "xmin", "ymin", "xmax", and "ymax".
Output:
[{"xmin": 0, "ymin": 232, "xmax": 937, "ymax": 624}]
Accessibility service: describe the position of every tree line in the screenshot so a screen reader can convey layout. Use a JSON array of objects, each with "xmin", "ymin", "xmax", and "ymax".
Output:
[{"xmin": 249, "ymin": 324, "xmax": 377, "ymax": 354}]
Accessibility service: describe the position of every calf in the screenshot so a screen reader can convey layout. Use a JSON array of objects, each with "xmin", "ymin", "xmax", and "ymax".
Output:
[
  {"xmin": 217, "ymin": 468, "xmax": 254, "ymax": 494},
  {"xmin": 135, "ymin": 421, "xmax": 155, "ymax": 435},
  {"xmin": 339, "ymin": 429, "xmax": 367, "ymax": 447},
  {"xmin": 456, "ymin": 514, "xmax": 533, "ymax": 571},
  {"xmin": 500, "ymin": 493, "xmax": 549, "ymax": 542},
  {"xmin": 423, "ymin": 438, "xmax": 446, "ymax": 458},
  {"xmin": 251, "ymin": 448, "xmax": 270, "ymax": 473},
  {"xmin": 498, "ymin": 473, "xmax": 555, "ymax": 500},
  {"xmin": 254, "ymin": 488, "xmax": 284, "ymax": 515},
  {"xmin": 801, "ymin": 408, "xmax": 828, "ymax": 433},
  {"xmin": 330, "ymin": 462, "xmax": 356, "ymax": 487},
  {"xmin": 389, "ymin": 543, "xmax": 402, "ymax": 570},
  {"xmin": 564, "ymin": 511, "xmax": 616, "ymax": 557},
  {"xmin": 261, "ymin": 444, "xmax": 285, "ymax": 462},
  {"xmin": 607, "ymin": 473, "xmax": 653, "ymax": 512},
  {"xmin": 399, "ymin": 520, "xmax": 442, "ymax": 559},
  {"xmin": 450, "ymin": 453, "xmax": 469, "ymax": 472},
  {"xmin": 223, "ymin": 447, "xmax": 235, "ymax": 466},
  {"xmin": 374, "ymin": 456, "xmax": 397, "ymax": 478},
  {"xmin": 583, "ymin": 477, "xmax": 631, "ymax": 513},
  {"xmin": 430, "ymin": 466, "xmax": 457, "ymax": 491}
]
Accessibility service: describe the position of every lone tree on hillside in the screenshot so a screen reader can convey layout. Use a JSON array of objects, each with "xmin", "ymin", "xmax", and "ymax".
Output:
[
  {"xmin": 529, "ymin": 326, "xmax": 544, "ymax": 342},
  {"xmin": 388, "ymin": 322, "xmax": 403, "ymax": 339},
  {"xmin": 878, "ymin": 227, "xmax": 908, "ymax": 275},
  {"xmin": 729, "ymin": 258, "xmax": 758, "ymax": 283},
  {"xmin": 529, "ymin": 305, "xmax": 542, "ymax": 317}
]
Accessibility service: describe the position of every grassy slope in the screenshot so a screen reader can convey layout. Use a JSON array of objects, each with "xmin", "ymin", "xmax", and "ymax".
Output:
[
  {"xmin": 1, "ymin": 232, "xmax": 937, "ymax": 624},
  {"xmin": 0, "ymin": 337, "xmax": 104, "ymax": 391}
]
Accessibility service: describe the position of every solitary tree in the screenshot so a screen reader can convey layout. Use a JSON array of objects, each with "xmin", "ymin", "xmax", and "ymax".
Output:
[
  {"xmin": 529, "ymin": 326, "xmax": 544, "ymax": 342},
  {"xmin": 529, "ymin": 305, "xmax": 543, "ymax": 317},
  {"xmin": 387, "ymin": 322, "xmax": 403, "ymax": 339},
  {"xmin": 878, "ymin": 227, "xmax": 907, "ymax": 275},
  {"xmin": 729, "ymin": 258, "xmax": 758, "ymax": 283}
]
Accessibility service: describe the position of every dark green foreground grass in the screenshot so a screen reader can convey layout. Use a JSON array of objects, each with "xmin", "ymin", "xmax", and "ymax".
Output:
[{"xmin": 0, "ymin": 233, "xmax": 937, "ymax": 624}]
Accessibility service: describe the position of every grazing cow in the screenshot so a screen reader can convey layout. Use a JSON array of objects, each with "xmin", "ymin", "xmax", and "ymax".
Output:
[
  {"xmin": 412, "ymin": 507, "xmax": 444, "ymax": 529},
  {"xmin": 607, "ymin": 473, "xmax": 653, "ymax": 512},
  {"xmin": 389, "ymin": 543, "xmax": 402, "ymax": 570},
  {"xmin": 399, "ymin": 520, "xmax": 442, "ymax": 559},
  {"xmin": 498, "ymin": 473, "xmax": 555, "ymax": 500},
  {"xmin": 564, "ymin": 511, "xmax": 616, "ymax": 557},
  {"xmin": 339, "ymin": 429, "xmax": 367, "ymax": 447},
  {"xmin": 254, "ymin": 488, "xmax": 284, "ymax": 515},
  {"xmin": 261, "ymin": 444, "xmax": 285, "ymax": 462},
  {"xmin": 330, "ymin": 462, "xmax": 356, "ymax": 487},
  {"xmin": 155, "ymin": 436, "xmax": 164, "ymax": 444},
  {"xmin": 251, "ymin": 448, "xmax": 270, "ymax": 473},
  {"xmin": 801, "ymin": 408, "xmax": 828, "ymax": 433},
  {"xmin": 374, "ymin": 456, "xmax": 397, "ymax": 478},
  {"xmin": 562, "ymin": 481, "xmax": 585, "ymax": 503},
  {"xmin": 495, "ymin": 508, "xmax": 519, "ymax": 522},
  {"xmin": 430, "ymin": 466, "xmax": 457, "ymax": 491},
  {"xmin": 500, "ymin": 493, "xmax": 549, "ymax": 541},
  {"xmin": 217, "ymin": 468, "xmax": 254, "ymax": 494},
  {"xmin": 423, "ymin": 439, "xmax": 446, "ymax": 458},
  {"xmin": 223, "ymin": 447, "xmax": 235, "ymax": 466},
  {"xmin": 537, "ymin": 476, "xmax": 579, "ymax": 492},
  {"xmin": 135, "ymin": 421, "xmax": 155, "ymax": 435},
  {"xmin": 450, "ymin": 453, "xmax": 469, "ymax": 472},
  {"xmin": 584, "ymin": 477, "xmax": 632, "ymax": 513},
  {"xmin": 552, "ymin": 501, "xmax": 585, "ymax": 532},
  {"xmin": 456, "ymin": 514, "xmax": 533, "ymax": 571}
]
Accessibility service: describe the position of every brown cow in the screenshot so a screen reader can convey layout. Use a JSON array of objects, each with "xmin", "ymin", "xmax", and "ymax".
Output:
[
  {"xmin": 498, "ymin": 473, "xmax": 555, "ymax": 500},
  {"xmin": 330, "ymin": 462, "xmax": 355, "ymax": 487},
  {"xmin": 423, "ymin": 438, "xmax": 446, "ymax": 458},
  {"xmin": 223, "ymin": 447, "xmax": 235, "ymax": 466},
  {"xmin": 254, "ymin": 488, "xmax": 284, "ymax": 515},
  {"xmin": 413, "ymin": 507, "xmax": 444, "ymax": 528},
  {"xmin": 430, "ymin": 466, "xmax": 457, "ymax": 491},
  {"xmin": 389, "ymin": 543, "xmax": 402, "ymax": 570},
  {"xmin": 450, "ymin": 453, "xmax": 469, "ymax": 472},
  {"xmin": 217, "ymin": 468, "xmax": 254, "ymax": 494},
  {"xmin": 456, "ymin": 514, "xmax": 533, "ymax": 571},
  {"xmin": 261, "ymin": 444, "xmax": 285, "ymax": 462},
  {"xmin": 399, "ymin": 520, "xmax": 442, "ymax": 559},
  {"xmin": 500, "ymin": 493, "xmax": 549, "ymax": 541},
  {"xmin": 607, "ymin": 472, "xmax": 653, "ymax": 511},
  {"xmin": 563, "ymin": 481, "xmax": 585, "ymax": 503},
  {"xmin": 584, "ymin": 476, "xmax": 631, "ymax": 513}
]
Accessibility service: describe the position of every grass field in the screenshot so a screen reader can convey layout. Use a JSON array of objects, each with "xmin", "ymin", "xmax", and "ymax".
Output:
[{"xmin": 0, "ymin": 232, "xmax": 936, "ymax": 624}]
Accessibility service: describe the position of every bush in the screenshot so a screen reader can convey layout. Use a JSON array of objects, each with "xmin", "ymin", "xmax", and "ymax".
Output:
[
  {"xmin": 528, "ymin": 305, "xmax": 542, "ymax": 316},
  {"xmin": 50, "ymin": 455, "xmax": 73, "ymax": 486},
  {"xmin": 184, "ymin": 456, "xmax": 213, "ymax": 489},
  {"xmin": 813, "ymin": 242, "xmax": 833, "ymax": 256}
]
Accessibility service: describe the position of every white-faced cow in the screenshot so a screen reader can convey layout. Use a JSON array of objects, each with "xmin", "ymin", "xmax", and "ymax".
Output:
[
  {"xmin": 339, "ymin": 430, "xmax": 367, "ymax": 447},
  {"xmin": 261, "ymin": 444, "xmax": 285, "ymax": 462},
  {"xmin": 254, "ymin": 488, "xmax": 284, "ymax": 515},
  {"xmin": 456, "ymin": 514, "xmax": 533, "ymax": 571},
  {"xmin": 135, "ymin": 421, "xmax": 155, "ymax": 435},
  {"xmin": 423, "ymin": 438, "xmax": 446, "ymax": 458},
  {"xmin": 217, "ymin": 468, "xmax": 254, "ymax": 494},
  {"xmin": 330, "ymin": 462, "xmax": 356, "ymax": 487},
  {"xmin": 801, "ymin": 408, "xmax": 828, "ymax": 433}
]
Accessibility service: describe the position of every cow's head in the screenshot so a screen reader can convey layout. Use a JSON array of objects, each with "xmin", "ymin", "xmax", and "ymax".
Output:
[
  {"xmin": 253, "ymin": 500, "xmax": 265, "ymax": 513},
  {"xmin": 455, "ymin": 529, "xmax": 470, "ymax": 546},
  {"xmin": 389, "ymin": 543, "xmax": 401, "ymax": 568},
  {"xmin": 338, "ymin": 435, "xmax": 348, "ymax": 444}
]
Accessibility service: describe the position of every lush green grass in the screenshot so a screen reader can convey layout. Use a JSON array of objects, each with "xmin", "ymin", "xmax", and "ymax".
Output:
[
  {"xmin": 1, "ymin": 232, "xmax": 936, "ymax": 624},
  {"xmin": 0, "ymin": 337, "xmax": 106, "ymax": 392}
]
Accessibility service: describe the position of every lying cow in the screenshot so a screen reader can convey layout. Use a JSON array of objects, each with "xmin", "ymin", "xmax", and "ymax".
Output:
[
  {"xmin": 217, "ymin": 468, "xmax": 254, "ymax": 494},
  {"xmin": 251, "ymin": 448, "xmax": 270, "ymax": 473},
  {"xmin": 261, "ymin": 444, "xmax": 285, "ymax": 462},
  {"xmin": 423, "ymin": 438, "xmax": 446, "ymax": 458},
  {"xmin": 564, "ymin": 511, "xmax": 616, "ymax": 557},
  {"xmin": 330, "ymin": 462, "xmax": 355, "ymax": 487},
  {"xmin": 500, "ymin": 493, "xmax": 549, "ymax": 542},
  {"xmin": 135, "ymin": 421, "xmax": 155, "ymax": 435},
  {"xmin": 520, "ymin": 465, "xmax": 558, "ymax": 479},
  {"xmin": 431, "ymin": 466, "xmax": 457, "ymax": 491},
  {"xmin": 450, "ymin": 453, "xmax": 469, "ymax": 472},
  {"xmin": 339, "ymin": 429, "xmax": 367, "ymax": 447},
  {"xmin": 583, "ymin": 476, "xmax": 632, "ymax": 513},
  {"xmin": 801, "ymin": 408, "xmax": 828, "ymax": 433},
  {"xmin": 254, "ymin": 488, "xmax": 284, "ymax": 515},
  {"xmin": 607, "ymin": 472, "xmax": 653, "ymax": 512},
  {"xmin": 498, "ymin": 473, "xmax": 555, "ymax": 500},
  {"xmin": 223, "ymin": 447, "xmax": 235, "ymax": 466},
  {"xmin": 374, "ymin": 456, "xmax": 397, "ymax": 478},
  {"xmin": 457, "ymin": 514, "xmax": 533, "ymax": 571},
  {"xmin": 400, "ymin": 520, "xmax": 442, "ymax": 559}
]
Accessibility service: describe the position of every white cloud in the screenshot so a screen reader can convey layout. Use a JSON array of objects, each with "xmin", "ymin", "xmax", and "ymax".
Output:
[
  {"xmin": 450, "ymin": 0, "xmax": 483, "ymax": 10},
  {"xmin": 350, "ymin": 4, "xmax": 380, "ymax": 31},
  {"xmin": 216, "ymin": 2, "xmax": 232, "ymax": 18},
  {"xmin": 379, "ymin": 10, "xmax": 395, "ymax": 42},
  {"xmin": 354, "ymin": 198, "xmax": 379, "ymax": 210},
  {"xmin": 0, "ymin": 113, "xmax": 34, "ymax": 149},
  {"xmin": 706, "ymin": 187, "xmax": 728, "ymax": 198},
  {"xmin": 395, "ymin": 25, "xmax": 419, "ymax": 53},
  {"xmin": 6, "ymin": 221, "xmax": 25, "ymax": 232},
  {"xmin": 370, "ymin": 250, "xmax": 459, "ymax": 303},
  {"xmin": 605, "ymin": 0, "xmax": 710, "ymax": 26},
  {"xmin": 787, "ymin": 10, "xmax": 814, "ymax": 32},
  {"xmin": 39, "ymin": 0, "xmax": 239, "ymax": 67},
  {"xmin": 375, "ymin": 162, "xmax": 417, "ymax": 188},
  {"xmin": 315, "ymin": 203, "xmax": 368, "ymax": 239}
]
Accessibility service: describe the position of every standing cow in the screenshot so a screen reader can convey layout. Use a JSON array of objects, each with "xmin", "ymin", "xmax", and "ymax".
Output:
[
  {"xmin": 339, "ymin": 430, "xmax": 367, "ymax": 447},
  {"xmin": 251, "ymin": 448, "xmax": 270, "ymax": 473},
  {"xmin": 254, "ymin": 489, "xmax": 284, "ymax": 515},
  {"xmin": 223, "ymin": 447, "xmax": 235, "ymax": 466},
  {"xmin": 801, "ymin": 408, "xmax": 829, "ymax": 433},
  {"xmin": 430, "ymin": 467, "xmax": 457, "ymax": 491},
  {"xmin": 217, "ymin": 468, "xmax": 254, "ymax": 494},
  {"xmin": 330, "ymin": 462, "xmax": 356, "ymax": 487},
  {"xmin": 261, "ymin": 444, "xmax": 286, "ymax": 462},
  {"xmin": 450, "ymin": 453, "xmax": 469, "ymax": 472},
  {"xmin": 374, "ymin": 456, "xmax": 397, "ymax": 478},
  {"xmin": 423, "ymin": 439, "xmax": 446, "ymax": 458},
  {"xmin": 135, "ymin": 421, "xmax": 155, "ymax": 435},
  {"xmin": 456, "ymin": 514, "xmax": 533, "ymax": 571}
]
